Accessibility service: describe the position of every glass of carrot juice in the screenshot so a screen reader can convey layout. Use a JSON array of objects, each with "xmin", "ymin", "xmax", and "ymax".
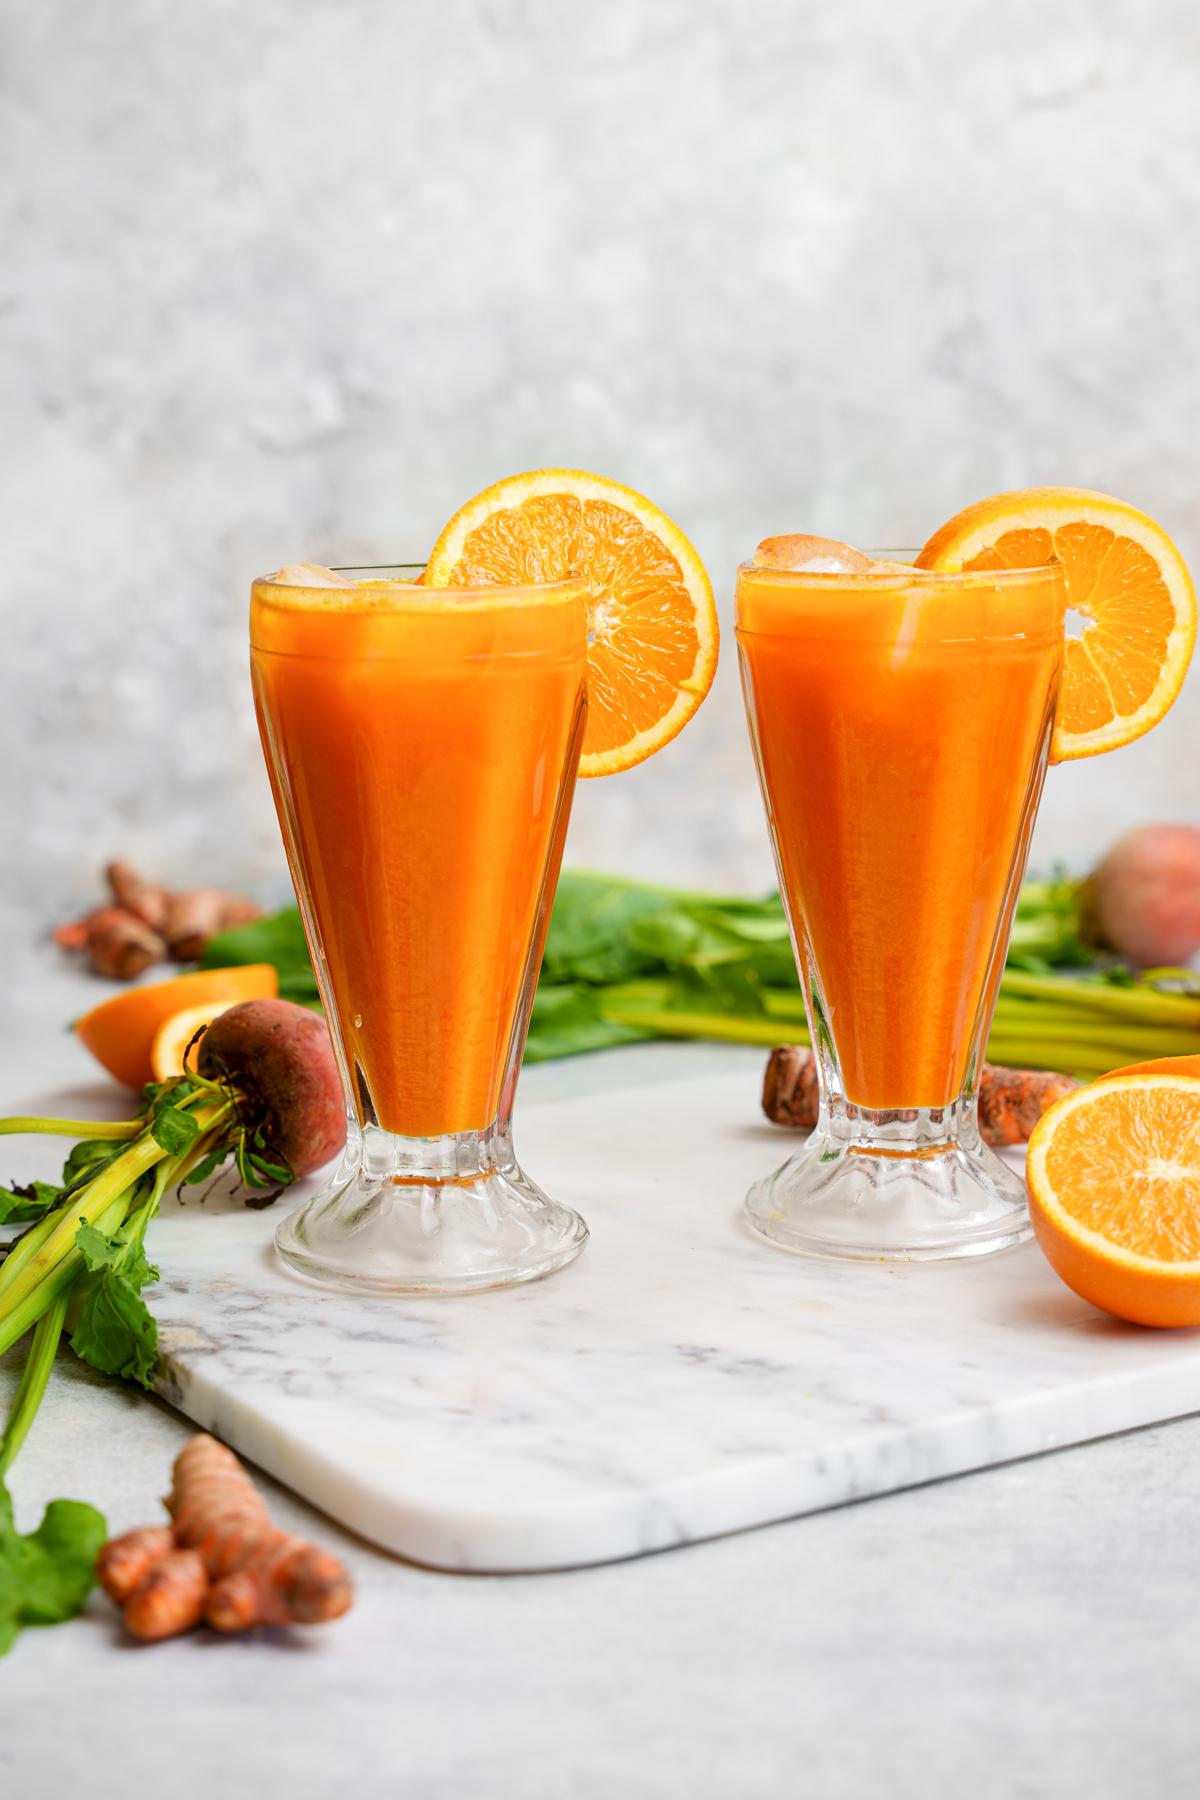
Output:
[
  {"xmin": 737, "ymin": 553, "xmax": 1066, "ymax": 1260},
  {"xmin": 251, "ymin": 566, "xmax": 590, "ymax": 1294}
]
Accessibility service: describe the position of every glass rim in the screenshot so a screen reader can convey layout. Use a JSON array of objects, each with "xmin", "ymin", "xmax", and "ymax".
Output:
[
  {"xmin": 252, "ymin": 564, "xmax": 588, "ymax": 604},
  {"xmin": 737, "ymin": 552, "xmax": 1063, "ymax": 584}
]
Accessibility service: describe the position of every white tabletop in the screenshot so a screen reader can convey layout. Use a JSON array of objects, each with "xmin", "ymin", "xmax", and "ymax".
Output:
[{"xmin": 3, "ymin": 958, "xmax": 1198, "ymax": 1798}]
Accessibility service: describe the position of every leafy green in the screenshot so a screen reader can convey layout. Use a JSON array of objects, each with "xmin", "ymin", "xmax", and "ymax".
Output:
[
  {"xmin": 61, "ymin": 1138, "xmax": 120, "ymax": 1188},
  {"xmin": 201, "ymin": 905, "xmax": 319, "ymax": 1001},
  {"xmin": 0, "ymin": 1477, "xmax": 106, "ymax": 1656},
  {"xmin": 0, "ymin": 1179, "xmax": 61, "ymax": 1227},
  {"xmin": 69, "ymin": 1221, "xmax": 160, "ymax": 1388},
  {"xmin": 149, "ymin": 1105, "xmax": 200, "ymax": 1156},
  {"xmin": 524, "ymin": 983, "xmax": 654, "ymax": 1062},
  {"xmin": 193, "ymin": 866, "xmax": 1200, "ymax": 1083}
]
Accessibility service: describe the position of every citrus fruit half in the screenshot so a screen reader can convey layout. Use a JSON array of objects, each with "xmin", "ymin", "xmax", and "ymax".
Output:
[
  {"xmin": 917, "ymin": 488, "xmax": 1196, "ymax": 762},
  {"xmin": 424, "ymin": 469, "xmax": 718, "ymax": 777},
  {"xmin": 76, "ymin": 964, "xmax": 279, "ymax": 1090},
  {"xmin": 150, "ymin": 1002, "xmax": 237, "ymax": 1082},
  {"xmin": 1026, "ymin": 1072, "xmax": 1200, "ymax": 1326}
]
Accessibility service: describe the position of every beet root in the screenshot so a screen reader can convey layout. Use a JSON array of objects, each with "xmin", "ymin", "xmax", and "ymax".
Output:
[
  {"xmin": 1089, "ymin": 825, "xmax": 1200, "ymax": 968},
  {"xmin": 198, "ymin": 999, "xmax": 346, "ymax": 1177}
]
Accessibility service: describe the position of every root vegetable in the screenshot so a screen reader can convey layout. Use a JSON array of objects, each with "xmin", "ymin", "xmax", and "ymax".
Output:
[
  {"xmin": 99, "ymin": 1435, "xmax": 353, "ymax": 1641},
  {"xmin": 165, "ymin": 889, "xmax": 262, "ymax": 962},
  {"xmin": 54, "ymin": 862, "xmax": 262, "ymax": 979},
  {"xmin": 94, "ymin": 1524, "xmax": 175, "ymax": 1602},
  {"xmin": 198, "ymin": 999, "xmax": 345, "ymax": 1177},
  {"xmin": 761, "ymin": 1047, "xmax": 1080, "ymax": 1145},
  {"xmin": 65, "ymin": 906, "xmax": 167, "ymax": 980},
  {"xmin": 121, "ymin": 1547, "xmax": 209, "ymax": 1641},
  {"xmin": 1088, "ymin": 825, "xmax": 1200, "ymax": 967},
  {"xmin": 106, "ymin": 860, "xmax": 172, "ymax": 933}
]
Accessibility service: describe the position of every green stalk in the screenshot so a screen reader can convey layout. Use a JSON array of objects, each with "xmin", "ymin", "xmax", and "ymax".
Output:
[
  {"xmin": 1000, "ymin": 970, "xmax": 1200, "ymax": 1027},
  {"xmin": 0, "ymin": 1293, "xmax": 68, "ymax": 1477},
  {"xmin": 0, "ymin": 1098, "xmax": 228, "ymax": 1330},
  {"xmin": 0, "ymin": 1117, "xmax": 139, "ymax": 1140},
  {"xmin": 0, "ymin": 1205, "xmax": 68, "ymax": 1299},
  {"xmin": 0, "ymin": 1192, "xmax": 130, "ymax": 1360}
]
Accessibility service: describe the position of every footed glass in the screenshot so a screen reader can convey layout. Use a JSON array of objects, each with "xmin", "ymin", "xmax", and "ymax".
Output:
[
  {"xmin": 737, "ymin": 554, "xmax": 1066, "ymax": 1261},
  {"xmin": 251, "ymin": 565, "xmax": 589, "ymax": 1294}
]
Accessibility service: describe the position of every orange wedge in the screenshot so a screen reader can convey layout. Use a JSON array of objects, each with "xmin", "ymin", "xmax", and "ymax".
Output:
[
  {"xmin": 1026, "ymin": 1073, "xmax": 1200, "ymax": 1326},
  {"xmin": 917, "ymin": 488, "xmax": 1196, "ymax": 761},
  {"xmin": 76, "ymin": 964, "xmax": 278, "ymax": 1090},
  {"xmin": 424, "ymin": 469, "xmax": 718, "ymax": 777},
  {"xmin": 150, "ymin": 1002, "xmax": 234, "ymax": 1082}
]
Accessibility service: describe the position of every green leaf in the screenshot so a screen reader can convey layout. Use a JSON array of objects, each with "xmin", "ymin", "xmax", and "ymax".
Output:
[
  {"xmin": 524, "ymin": 983, "xmax": 654, "ymax": 1062},
  {"xmin": 201, "ymin": 906, "xmax": 319, "ymax": 1001},
  {"xmin": 61, "ymin": 1138, "xmax": 119, "ymax": 1187},
  {"xmin": 74, "ymin": 1219, "xmax": 158, "ymax": 1288},
  {"xmin": 0, "ymin": 1478, "xmax": 106, "ymax": 1656},
  {"xmin": 246, "ymin": 1152, "xmax": 291, "ymax": 1184},
  {"xmin": 182, "ymin": 1147, "xmax": 229, "ymax": 1186},
  {"xmin": 150, "ymin": 1105, "xmax": 200, "ymax": 1156},
  {"xmin": 540, "ymin": 872, "xmax": 677, "ymax": 986},
  {"xmin": 70, "ymin": 1268, "xmax": 158, "ymax": 1389},
  {"xmin": 0, "ymin": 1179, "xmax": 61, "ymax": 1227}
]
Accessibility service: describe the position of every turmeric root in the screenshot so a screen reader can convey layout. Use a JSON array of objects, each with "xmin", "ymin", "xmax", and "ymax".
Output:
[
  {"xmin": 94, "ymin": 1524, "xmax": 175, "ymax": 1602},
  {"xmin": 57, "ymin": 905, "xmax": 167, "ymax": 979},
  {"xmin": 761, "ymin": 1047, "xmax": 1080, "ymax": 1145},
  {"xmin": 164, "ymin": 889, "xmax": 261, "ymax": 962},
  {"xmin": 96, "ymin": 1433, "xmax": 353, "ymax": 1641},
  {"xmin": 106, "ymin": 859, "xmax": 172, "ymax": 934},
  {"xmin": 977, "ymin": 1063, "xmax": 1082, "ymax": 1145},
  {"xmin": 54, "ymin": 863, "xmax": 261, "ymax": 978},
  {"xmin": 122, "ymin": 1549, "xmax": 209, "ymax": 1642}
]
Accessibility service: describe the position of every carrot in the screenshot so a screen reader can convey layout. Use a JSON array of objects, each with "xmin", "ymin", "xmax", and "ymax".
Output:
[
  {"xmin": 98, "ymin": 1434, "xmax": 353, "ymax": 1641},
  {"xmin": 761, "ymin": 1047, "xmax": 1080, "ymax": 1145}
]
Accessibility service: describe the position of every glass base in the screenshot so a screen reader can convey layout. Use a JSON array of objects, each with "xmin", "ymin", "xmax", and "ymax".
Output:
[
  {"xmin": 275, "ymin": 1121, "xmax": 588, "ymax": 1296},
  {"xmin": 745, "ymin": 1102, "xmax": 1031, "ymax": 1263}
]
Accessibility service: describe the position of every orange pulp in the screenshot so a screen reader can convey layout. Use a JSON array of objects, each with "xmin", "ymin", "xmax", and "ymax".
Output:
[
  {"xmin": 251, "ymin": 575, "xmax": 588, "ymax": 1138},
  {"xmin": 736, "ymin": 562, "xmax": 1064, "ymax": 1110}
]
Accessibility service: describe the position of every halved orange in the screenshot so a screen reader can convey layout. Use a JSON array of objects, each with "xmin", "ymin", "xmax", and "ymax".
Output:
[
  {"xmin": 917, "ymin": 488, "xmax": 1196, "ymax": 761},
  {"xmin": 1109, "ymin": 1054, "xmax": 1200, "ymax": 1081},
  {"xmin": 424, "ymin": 469, "xmax": 718, "ymax": 777},
  {"xmin": 1026, "ymin": 1072, "xmax": 1200, "ymax": 1326},
  {"xmin": 76, "ymin": 964, "xmax": 279, "ymax": 1090},
  {"xmin": 150, "ymin": 1002, "xmax": 231, "ymax": 1082}
]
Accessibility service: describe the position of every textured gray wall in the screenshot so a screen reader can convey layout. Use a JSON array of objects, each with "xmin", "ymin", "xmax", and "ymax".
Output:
[{"xmin": 4, "ymin": 0, "xmax": 1200, "ymax": 934}]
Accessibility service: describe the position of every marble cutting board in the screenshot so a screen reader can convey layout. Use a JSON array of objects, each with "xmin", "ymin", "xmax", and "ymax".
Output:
[{"xmin": 147, "ymin": 1051, "xmax": 1200, "ymax": 1573}]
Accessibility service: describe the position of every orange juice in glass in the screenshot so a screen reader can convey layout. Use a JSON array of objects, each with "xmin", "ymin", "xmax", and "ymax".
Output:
[
  {"xmin": 737, "ymin": 553, "xmax": 1066, "ymax": 1259},
  {"xmin": 252, "ymin": 566, "xmax": 589, "ymax": 1293}
]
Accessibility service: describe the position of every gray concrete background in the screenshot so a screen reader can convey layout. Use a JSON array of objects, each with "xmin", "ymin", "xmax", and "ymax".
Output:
[{"xmin": 4, "ymin": 0, "xmax": 1200, "ymax": 932}]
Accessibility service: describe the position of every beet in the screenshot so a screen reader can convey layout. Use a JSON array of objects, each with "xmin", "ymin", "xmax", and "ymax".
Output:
[
  {"xmin": 1090, "ymin": 825, "xmax": 1200, "ymax": 968},
  {"xmin": 198, "ymin": 999, "xmax": 345, "ymax": 1177}
]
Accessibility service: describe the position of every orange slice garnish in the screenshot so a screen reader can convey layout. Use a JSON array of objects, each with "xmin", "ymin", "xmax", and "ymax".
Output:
[
  {"xmin": 424, "ymin": 469, "xmax": 718, "ymax": 777},
  {"xmin": 917, "ymin": 487, "xmax": 1196, "ymax": 761},
  {"xmin": 1026, "ymin": 1073, "xmax": 1200, "ymax": 1326}
]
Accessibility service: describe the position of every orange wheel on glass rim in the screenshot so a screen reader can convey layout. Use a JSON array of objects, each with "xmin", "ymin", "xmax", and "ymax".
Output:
[
  {"xmin": 1026, "ymin": 1072, "xmax": 1200, "ymax": 1327},
  {"xmin": 917, "ymin": 487, "xmax": 1196, "ymax": 762},
  {"xmin": 424, "ymin": 469, "xmax": 719, "ymax": 777}
]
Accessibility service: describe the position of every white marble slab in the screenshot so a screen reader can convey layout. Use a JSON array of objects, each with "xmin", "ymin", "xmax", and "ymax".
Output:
[{"xmin": 145, "ymin": 1051, "xmax": 1200, "ymax": 1572}]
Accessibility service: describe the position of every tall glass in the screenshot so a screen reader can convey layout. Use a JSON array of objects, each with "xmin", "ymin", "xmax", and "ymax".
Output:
[
  {"xmin": 251, "ymin": 566, "xmax": 590, "ymax": 1294},
  {"xmin": 737, "ymin": 556, "xmax": 1066, "ymax": 1260}
]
